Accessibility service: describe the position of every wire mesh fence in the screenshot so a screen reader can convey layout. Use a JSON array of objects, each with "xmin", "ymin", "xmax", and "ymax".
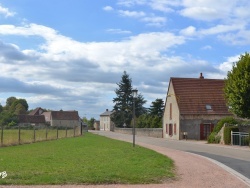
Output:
[{"xmin": 0, "ymin": 124, "xmax": 82, "ymax": 147}]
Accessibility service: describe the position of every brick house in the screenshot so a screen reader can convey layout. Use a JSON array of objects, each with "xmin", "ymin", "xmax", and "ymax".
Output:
[
  {"xmin": 100, "ymin": 109, "xmax": 114, "ymax": 131},
  {"xmin": 43, "ymin": 111, "xmax": 81, "ymax": 127},
  {"xmin": 163, "ymin": 73, "xmax": 232, "ymax": 140}
]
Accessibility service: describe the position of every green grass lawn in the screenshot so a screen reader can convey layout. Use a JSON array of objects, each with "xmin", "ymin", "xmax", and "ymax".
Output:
[{"xmin": 0, "ymin": 133, "xmax": 175, "ymax": 185}]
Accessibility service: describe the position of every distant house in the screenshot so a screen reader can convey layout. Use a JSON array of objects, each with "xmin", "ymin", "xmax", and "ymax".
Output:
[
  {"xmin": 100, "ymin": 109, "xmax": 114, "ymax": 131},
  {"xmin": 163, "ymin": 73, "xmax": 232, "ymax": 140},
  {"xmin": 18, "ymin": 107, "xmax": 81, "ymax": 127},
  {"xmin": 43, "ymin": 111, "xmax": 81, "ymax": 127},
  {"xmin": 18, "ymin": 107, "xmax": 45, "ymax": 126},
  {"xmin": 18, "ymin": 114, "xmax": 45, "ymax": 126}
]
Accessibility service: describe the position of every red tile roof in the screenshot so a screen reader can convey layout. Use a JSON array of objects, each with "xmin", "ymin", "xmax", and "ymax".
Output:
[
  {"xmin": 170, "ymin": 77, "xmax": 231, "ymax": 115},
  {"xmin": 29, "ymin": 107, "xmax": 43, "ymax": 115},
  {"xmin": 51, "ymin": 111, "xmax": 79, "ymax": 120},
  {"xmin": 18, "ymin": 115, "xmax": 45, "ymax": 123}
]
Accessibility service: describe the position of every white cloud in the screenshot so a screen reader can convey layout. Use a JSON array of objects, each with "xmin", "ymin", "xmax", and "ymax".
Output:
[
  {"xmin": 218, "ymin": 30, "xmax": 250, "ymax": 45},
  {"xmin": 103, "ymin": 6, "xmax": 114, "ymax": 11},
  {"xmin": 106, "ymin": 29, "xmax": 132, "ymax": 34},
  {"xmin": 118, "ymin": 10, "xmax": 145, "ymax": 17},
  {"xmin": 217, "ymin": 55, "xmax": 239, "ymax": 76},
  {"xmin": 141, "ymin": 16, "xmax": 166, "ymax": 27},
  {"xmin": 180, "ymin": 26, "xmax": 196, "ymax": 36},
  {"xmin": 180, "ymin": 7, "xmax": 225, "ymax": 21},
  {"xmin": 0, "ymin": 5, "xmax": 16, "ymax": 17}
]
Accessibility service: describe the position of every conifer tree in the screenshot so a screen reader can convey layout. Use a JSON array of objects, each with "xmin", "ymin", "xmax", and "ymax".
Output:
[{"xmin": 112, "ymin": 71, "xmax": 147, "ymax": 127}]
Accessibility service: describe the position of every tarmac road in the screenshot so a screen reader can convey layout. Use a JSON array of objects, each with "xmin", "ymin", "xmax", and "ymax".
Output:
[{"xmin": 91, "ymin": 131, "xmax": 250, "ymax": 180}]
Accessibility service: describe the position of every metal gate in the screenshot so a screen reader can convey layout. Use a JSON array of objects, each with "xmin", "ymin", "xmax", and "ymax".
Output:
[{"xmin": 231, "ymin": 131, "xmax": 249, "ymax": 146}]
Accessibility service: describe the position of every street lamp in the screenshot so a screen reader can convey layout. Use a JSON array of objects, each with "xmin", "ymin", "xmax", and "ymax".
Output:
[{"xmin": 132, "ymin": 89, "xmax": 138, "ymax": 147}]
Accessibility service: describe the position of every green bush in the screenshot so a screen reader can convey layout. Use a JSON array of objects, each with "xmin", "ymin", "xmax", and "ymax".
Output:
[
  {"xmin": 224, "ymin": 126, "xmax": 239, "ymax": 145},
  {"xmin": 208, "ymin": 117, "xmax": 238, "ymax": 143},
  {"xmin": 213, "ymin": 117, "xmax": 238, "ymax": 133},
  {"xmin": 208, "ymin": 132, "xmax": 221, "ymax": 144}
]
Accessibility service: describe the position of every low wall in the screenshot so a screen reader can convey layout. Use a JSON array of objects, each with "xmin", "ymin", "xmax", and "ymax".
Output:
[{"xmin": 114, "ymin": 127, "xmax": 163, "ymax": 138}]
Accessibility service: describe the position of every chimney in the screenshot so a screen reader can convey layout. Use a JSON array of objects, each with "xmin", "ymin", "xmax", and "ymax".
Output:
[{"xmin": 199, "ymin": 72, "xmax": 204, "ymax": 79}]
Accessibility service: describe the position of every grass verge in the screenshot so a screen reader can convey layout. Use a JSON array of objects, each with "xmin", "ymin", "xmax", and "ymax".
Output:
[{"xmin": 0, "ymin": 133, "xmax": 174, "ymax": 185}]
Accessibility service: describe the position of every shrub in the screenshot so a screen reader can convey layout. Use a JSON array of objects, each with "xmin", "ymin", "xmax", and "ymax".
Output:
[
  {"xmin": 224, "ymin": 126, "xmax": 239, "ymax": 145},
  {"xmin": 208, "ymin": 117, "xmax": 238, "ymax": 143},
  {"xmin": 213, "ymin": 117, "xmax": 238, "ymax": 133},
  {"xmin": 208, "ymin": 132, "xmax": 216, "ymax": 143}
]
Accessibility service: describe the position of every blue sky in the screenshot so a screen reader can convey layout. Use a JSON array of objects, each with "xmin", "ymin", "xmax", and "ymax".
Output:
[{"xmin": 0, "ymin": 0, "xmax": 249, "ymax": 119}]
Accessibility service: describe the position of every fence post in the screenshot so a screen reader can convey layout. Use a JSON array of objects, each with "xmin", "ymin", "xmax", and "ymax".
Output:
[
  {"xmin": 239, "ymin": 132, "xmax": 241, "ymax": 146},
  {"xmin": 57, "ymin": 126, "xmax": 59, "ymax": 139},
  {"xmin": 33, "ymin": 126, "xmax": 36, "ymax": 142},
  {"xmin": 18, "ymin": 125, "xmax": 21, "ymax": 145},
  {"xmin": 1, "ymin": 126, "xmax": 3, "ymax": 146},
  {"xmin": 46, "ymin": 126, "xmax": 48, "ymax": 140},
  {"xmin": 231, "ymin": 131, "xmax": 232, "ymax": 145},
  {"xmin": 74, "ymin": 126, "xmax": 76, "ymax": 137},
  {"xmin": 66, "ymin": 125, "xmax": 68, "ymax": 138}
]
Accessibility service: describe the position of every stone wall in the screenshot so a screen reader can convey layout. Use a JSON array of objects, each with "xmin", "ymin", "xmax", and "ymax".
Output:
[{"xmin": 114, "ymin": 127, "xmax": 163, "ymax": 138}]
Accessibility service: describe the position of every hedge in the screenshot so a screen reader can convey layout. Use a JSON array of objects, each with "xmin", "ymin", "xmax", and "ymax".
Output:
[{"xmin": 224, "ymin": 126, "xmax": 239, "ymax": 145}]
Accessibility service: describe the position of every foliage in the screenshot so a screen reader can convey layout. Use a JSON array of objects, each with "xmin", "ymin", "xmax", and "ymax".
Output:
[
  {"xmin": 136, "ymin": 99, "xmax": 164, "ymax": 128},
  {"xmin": 137, "ymin": 115, "xmax": 162, "ymax": 128},
  {"xmin": 112, "ymin": 71, "xmax": 147, "ymax": 127},
  {"xmin": 0, "ymin": 133, "xmax": 175, "ymax": 185},
  {"xmin": 207, "ymin": 132, "xmax": 221, "ymax": 144},
  {"xmin": 149, "ymin": 98, "xmax": 164, "ymax": 117},
  {"xmin": 224, "ymin": 53, "xmax": 250, "ymax": 118},
  {"xmin": 224, "ymin": 126, "xmax": 239, "ymax": 145},
  {"xmin": 208, "ymin": 117, "xmax": 239, "ymax": 143},
  {"xmin": 0, "ymin": 97, "xmax": 29, "ymax": 126},
  {"xmin": 213, "ymin": 117, "xmax": 239, "ymax": 133}
]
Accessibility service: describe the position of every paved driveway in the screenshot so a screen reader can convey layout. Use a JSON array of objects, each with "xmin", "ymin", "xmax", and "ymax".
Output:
[{"xmin": 91, "ymin": 131, "xmax": 250, "ymax": 180}]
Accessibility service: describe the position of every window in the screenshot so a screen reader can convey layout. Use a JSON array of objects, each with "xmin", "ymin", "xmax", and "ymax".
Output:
[
  {"xmin": 170, "ymin": 103, "xmax": 172, "ymax": 120},
  {"xmin": 174, "ymin": 124, "xmax": 176, "ymax": 135},
  {"xmin": 169, "ymin": 124, "xmax": 173, "ymax": 136},
  {"xmin": 206, "ymin": 104, "xmax": 212, "ymax": 110}
]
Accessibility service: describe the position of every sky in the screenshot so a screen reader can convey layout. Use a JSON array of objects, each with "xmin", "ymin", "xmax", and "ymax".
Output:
[{"xmin": 0, "ymin": 0, "xmax": 249, "ymax": 119}]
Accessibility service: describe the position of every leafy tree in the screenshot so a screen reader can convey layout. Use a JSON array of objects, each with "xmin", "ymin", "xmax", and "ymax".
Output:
[
  {"xmin": 88, "ymin": 117, "xmax": 95, "ymax": 128},
  {"xmin": 136, "ymin": 114, "xmax": 162, "ymax": 128},
  {"xmin": 14, "ymin": 103, "xmax": 27, "ymax": 115},
  {"xmin": 10, "ymin": 99, "xmax": 28, "ymax": 114},
  {"xmin": 149, "ymin": 98, "xmax": 164, "ymax": 117},
  {"xmin": 112, "ymin": 71, "xmax": 147, "ymax": 127},
  {"xmin": 5, "ymin": 97, "xmax": 17, "ymax": 109},
  {"xmin": 224, "ymin": 53, "xmax": 250, "ymax": 118},
  {"xmin": 0, "ymin": 97, "xmax": 28, "ymax": 126}
]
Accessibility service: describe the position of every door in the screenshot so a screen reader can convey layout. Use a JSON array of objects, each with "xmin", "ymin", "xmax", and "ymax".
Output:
[{"xmin": 200, "ymin": 123, "xmax": 214, "ymax": 140}]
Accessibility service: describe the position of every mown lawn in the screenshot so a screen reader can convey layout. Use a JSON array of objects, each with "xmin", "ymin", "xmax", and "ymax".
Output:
[{"xmin": 0, "ymin": 133, "xmax": 175, "ymax": 185}]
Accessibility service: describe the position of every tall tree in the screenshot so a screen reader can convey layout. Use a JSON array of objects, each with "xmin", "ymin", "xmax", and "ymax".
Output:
[
  {"xmin": 149, "ymin": 98, "xmax": 164, "ymax": 118},
  {"xmin": 112, "ymin": 71, "xmax": 147, "ymax": 127},
  {"xmin": 224, "ymin": 52, "xmax": 250, "ymax": 118}
]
